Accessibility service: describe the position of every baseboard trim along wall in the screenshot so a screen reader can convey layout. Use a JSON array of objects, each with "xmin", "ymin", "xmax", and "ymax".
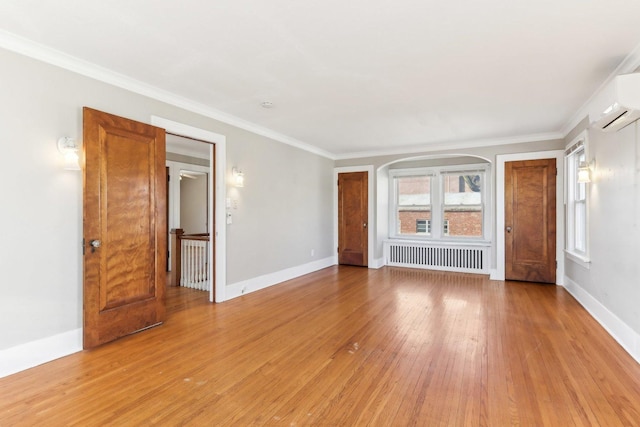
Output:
[
  {"xmin": 563, "ymin": 276, "xmax": 640, "ymax": 364},
  {"xmin": 372, "ymin": 257, "xmax": 385, "ymax": 269},
  {"xmin": 226, "ymin": 256, "xmax": 336, "ymax": 300},
  {"xmin": 0, "ymin": 328, "xmax": 83, "ymax": 378},
  {"xmin": 1, "ymin": 258, "xmax": 336, "ymax": 378}
]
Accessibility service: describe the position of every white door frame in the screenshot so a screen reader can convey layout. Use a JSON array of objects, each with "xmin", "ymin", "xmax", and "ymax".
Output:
[
  {"xmin": 152, "ymin": 116, "xmax": 227, "ymax": 302},
  {"xmin": 495, "ymin": 150, "xmax": 564, "ymax": 284},
  {"xmin": 333, "ymin": 166, "xmax": 375, "ymax": 268}
]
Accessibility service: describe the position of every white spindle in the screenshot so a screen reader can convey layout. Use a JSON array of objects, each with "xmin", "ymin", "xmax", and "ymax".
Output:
[{"xmin": 180, "ymin": 238, "xmax": 209, "ymax": 291}]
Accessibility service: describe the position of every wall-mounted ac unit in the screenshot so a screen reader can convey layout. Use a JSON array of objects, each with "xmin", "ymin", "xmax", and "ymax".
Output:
[{"xmin": 592, "ymin": 73, "xmax": 640, "ymax": 132}]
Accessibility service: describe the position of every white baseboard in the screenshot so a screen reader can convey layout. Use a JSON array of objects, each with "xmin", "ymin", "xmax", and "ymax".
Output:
[
  {"xmin": 226, "ymin": 257, "xmax": 336, "ymax": 300},
  {"xmin": 564, "ymin": 276, "xmax": 640, "ymax": 364},
  {"xmin": 489, "ymin": 269, "xmax": 503, "ymax": 281},
  {"xmin": 0, "ymin": 328, "xmax": 82, "ymax": 378},
  {"xmin": 371, "ymin": 257, "xmax": 385, "ymax": 269}
]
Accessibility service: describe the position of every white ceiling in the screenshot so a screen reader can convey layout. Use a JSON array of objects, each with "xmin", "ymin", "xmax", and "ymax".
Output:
[{"xmin": 2, "ymin": 0, "xmax": 640, "ymax": 158}]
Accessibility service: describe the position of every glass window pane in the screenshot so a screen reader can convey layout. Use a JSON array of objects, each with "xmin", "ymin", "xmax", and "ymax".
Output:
[
  {"xmin": 575, "ymin": 150, "xmax": 586, "ymax": 201},
  {"xmin": 444, "ymin": 174, "xmax": 482, "ymax": 205},
  {"xmin": 397, "ymin": 175, "xmax": 431, "ymax": 206},
  {"xmin": 443, "ymin": 207, "xmax": 482, "ymax": 237},
  {"xmin": 416, "ymin": 219, "xmax": 430, "ymax": 234},
  {"xmin": 575, "ymin": 201, "xmax": 586, "ymax": 252},
  {"xmin": 396, "ymin": 175, "xmax": 431, "ymax": 236},
  {"xmin": 577, "ymin": 181, "xmax": 586, "ymax": 201},
  {"xmin": 443, "ymin": 173, "xmax": 482, "ymax": 237}
]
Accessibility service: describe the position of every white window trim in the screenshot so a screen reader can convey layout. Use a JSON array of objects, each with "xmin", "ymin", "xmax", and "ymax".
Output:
[
  {"xmin": 564, "ymin": 130, "xmax": 591, "ymax": 267},
  {"xmin": 389, "ymin": 164, "xmax": 490, "ymax": 243}
]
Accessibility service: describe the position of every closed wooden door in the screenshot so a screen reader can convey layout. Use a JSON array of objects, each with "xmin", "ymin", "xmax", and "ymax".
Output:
[
  {"xmin": 338, "ymin": 172, "xmax": 368, "ymax": 266},
  {"xmin": 505, "ymin": 159, "xmax": 556, "ymax": 283},
  {"xmin": 83, "ymin": 107, "xmax": 167, "ymax": 348}
]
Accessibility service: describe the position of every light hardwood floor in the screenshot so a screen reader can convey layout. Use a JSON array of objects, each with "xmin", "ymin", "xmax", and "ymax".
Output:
[{"xmin": 2, "ymin": 266, "xmax": 640, "ymax": 426}]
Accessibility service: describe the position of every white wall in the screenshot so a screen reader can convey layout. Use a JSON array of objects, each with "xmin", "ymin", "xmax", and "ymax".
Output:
[
  {"xmin": 180, "ymin": 173, "xmax": 208, "ymax": 234},
  {"xmin": 564, "ymin": 121, "xmax": 640, "ymax": 361},
  {"xmin": 0, "ymin": 47, "xmax": 334, "ymax": 372}
]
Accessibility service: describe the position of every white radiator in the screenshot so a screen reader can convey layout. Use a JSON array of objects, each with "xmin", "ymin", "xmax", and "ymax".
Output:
[
  {"xmin": 180, "ymin": 239, "xmax": 210, "ymax": 291},
  {"xmin": 384, "ymin": 240, "xmax": 489, "ymax": 274}
]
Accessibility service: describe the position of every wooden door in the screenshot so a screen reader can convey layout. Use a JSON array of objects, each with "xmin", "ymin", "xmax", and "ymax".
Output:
[
  {"xmin": 505, "ymin": 159, "xmax": 556, "ymax": 283},
  {"xmin": 166, "ymin": 166, "xmax": 170, "ymax": 272},
  {"xmin": 338, "ymin": 172, "xmax": 368, "ymax": 266},
  {"xmin": 83, "ymin": 107, "xmax": 167, "ymax": 348}
]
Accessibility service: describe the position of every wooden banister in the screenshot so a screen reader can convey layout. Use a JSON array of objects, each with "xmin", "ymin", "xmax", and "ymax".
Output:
[{"xmin": 170, "ymin": 228, "xmax": 184, "ymax": 287}]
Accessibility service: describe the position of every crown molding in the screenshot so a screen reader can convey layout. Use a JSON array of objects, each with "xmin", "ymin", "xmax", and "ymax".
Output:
[
  {"xmin": 0, "ymin": 29, "xmax": 336, "ymax": 160},
  {"xmin": 2, "ymin": 27, "xmax": 637, "ymax": 163},
  {"xmin": 334, "ymin": 132, "xmax": 564, "ymax": 160},
  {"xmin": 561, "ymin": 39, "xmax": 640, "ymax": 137}
]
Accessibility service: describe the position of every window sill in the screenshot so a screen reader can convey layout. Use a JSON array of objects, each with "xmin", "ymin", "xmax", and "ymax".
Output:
[
  {"xmin": 386, "ymin": 237, "xmax": 491, "ymax": 247},
  {"xmin": 565, "ymin": 251, "xmax": 591, "ymax": 270}
]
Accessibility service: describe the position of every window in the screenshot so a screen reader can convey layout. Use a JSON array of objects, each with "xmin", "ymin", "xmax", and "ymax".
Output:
[
  {"xmin": 395, "ymin": 175, "xmax": 432, "ymax": 236},
  {"xmin": 442, "ymin": 173, "xmax": 483, "ymax": 238},
  {"xmin": 416, "ymin": 219, "xmax": 431, "ymax": 234},
  {"xmin": 565, "ymin": 132, "xmax": 589, "ymax": 260},
  {"xmin": 390, "ymin": 165, "xmax": 488, "ymax": 241}
]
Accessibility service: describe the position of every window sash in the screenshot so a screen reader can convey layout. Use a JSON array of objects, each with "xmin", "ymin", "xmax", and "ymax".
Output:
[
  {"xmin": 566, "ymin": 142, "xmax": 588, "ymax": 258},
  {"xmin": 394, "ymin": 174, "xmax": 432, "ymax": 237},
  {"xmin": 389, "ymin": 166, "xmax": 487, "ymax": 241}
]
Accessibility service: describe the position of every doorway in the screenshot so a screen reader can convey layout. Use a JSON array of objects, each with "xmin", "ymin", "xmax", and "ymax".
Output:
[
  {"xmin": 180, "ymin": 170, "xmax": 208, "ymax": 235},
  {"xmin": 495, "ymin": 151, "xmax": 564, "ymax": 283},
  {"xmin": 338, "ymin": 171, "xmax": 368, "ymax": 266},
  {"xmin": 166, "ymin": 138, "xmax": 211, "ymax": 296},
  {"xmin": 152, "ymin": 116, "xmax": 227, "ymax": 302},
  {"xmin": 505, "ymin": 158, "xmax": 556, "ymax": 283},
  {"xmin": 333, "ymin": 166, "xmax": 374, "ymax": 268}
]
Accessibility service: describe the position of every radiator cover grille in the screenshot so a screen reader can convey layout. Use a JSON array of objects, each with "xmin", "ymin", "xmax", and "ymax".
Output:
[{"xmin": 385, "ymin": 241, "xmax": 488, "ymax": 274}]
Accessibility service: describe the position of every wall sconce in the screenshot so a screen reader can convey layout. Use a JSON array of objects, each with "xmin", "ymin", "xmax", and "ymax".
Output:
[
  {"xmin": 232, "ymin": 167, "xmax": 244, "ymax": 187},
  {"xmin": 57, "ymin": 137, "xmax": 80, "ymax": 171},
  {"xmin": 577, "ymin": 159, "xmax": 595, "ymax": 184}
]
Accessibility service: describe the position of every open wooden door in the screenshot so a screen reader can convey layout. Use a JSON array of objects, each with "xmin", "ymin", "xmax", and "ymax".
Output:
[
  {"xmin": 83, "ymin": 107, "xmax": 167, "ymax": 348},
  {"xmin": 338, "ymin": 172, "xmax": 368, "ymax": 266},
  {"xmin": 505, "ymin": 159, "xmax": 556, "ymax": 283}
]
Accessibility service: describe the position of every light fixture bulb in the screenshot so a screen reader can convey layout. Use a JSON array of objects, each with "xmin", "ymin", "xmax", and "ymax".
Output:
[
  {"xmin": 63, "ymin": 151, "xmax": 80, "ymax": 171},
  {"xmin": 232, "ymin": 167, "xmax": 244, "ymax": 187},
  {"xmin": 577, "ymin": 161, "xmax": 591, "ymax": 184},
  {"xmin": 57, "ymin": 137, "xmax": 81, "ymax": 171}
]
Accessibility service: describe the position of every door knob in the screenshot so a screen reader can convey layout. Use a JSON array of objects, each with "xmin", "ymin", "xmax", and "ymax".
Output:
[
  {"xmin": 363, "ymin": 222, "xmax": 367, "ymax": 228},
  {"xmin": 90, "ymin": 239, "xmax": 101, "ymax": 253},
  {"xmin": 506, "ymin": 226, "xmax": 512, "ymax": 233}
]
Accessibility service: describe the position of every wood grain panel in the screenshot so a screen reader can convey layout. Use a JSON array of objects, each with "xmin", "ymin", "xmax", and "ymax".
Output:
[
  {"xmin": 505, "ymin": 159, "xmax": 556, "ymax": 283},
  {"xmin": 2, "ymin": 267, "xmax": 640, "ymax": 425},
  {"xmin": 83, "ymin": 107, "xmax": 166, "ymax": 348},
  {"xmin": 338, "ymin": 172, "xmax": 368, "ymax": 266}
]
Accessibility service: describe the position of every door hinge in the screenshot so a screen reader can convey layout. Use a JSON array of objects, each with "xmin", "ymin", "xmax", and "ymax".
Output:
[
  {"xmin": 168, "ymin": 174, "xmax": 171, "ymax": 182},
  {"xmin": 82, "ymin": 238, "xmax": 85, "ymax": 256},
  {"xmin": 337, "ymin": 246, "xmax": 339, "ymax": 253}
]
